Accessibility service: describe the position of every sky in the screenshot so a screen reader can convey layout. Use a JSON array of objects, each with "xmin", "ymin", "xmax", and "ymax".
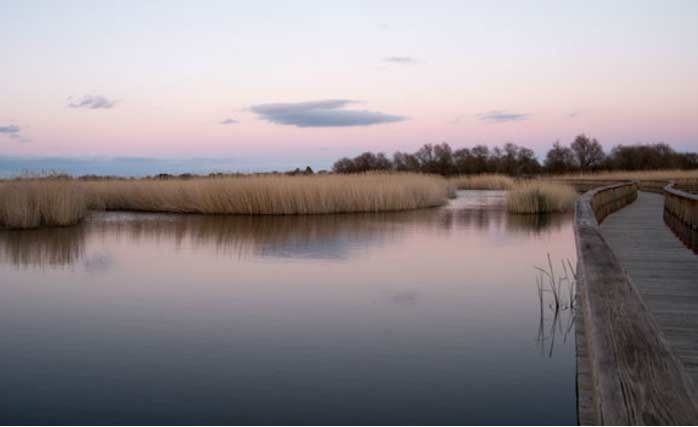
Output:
[{"xmin": 1, "ymin": 0, "xmax": 697, "ymax": 175}]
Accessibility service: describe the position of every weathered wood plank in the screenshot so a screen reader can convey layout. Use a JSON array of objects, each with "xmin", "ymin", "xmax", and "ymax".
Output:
[
  {"xmin": 576, "ymin": 265, "xmax": 599, "ymax": 426},
  {"xmin": 575, "ymin": 184, "xmax": 698, "ymax": 425},
  {"xmin": 601, "ymin": 191, "xmax": 698, "ymax": 401}
]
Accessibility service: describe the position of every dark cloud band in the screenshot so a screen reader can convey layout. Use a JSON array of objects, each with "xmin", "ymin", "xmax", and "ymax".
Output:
[
  {"xmin": 250, "ymin": 99, "xmax": 405, "ymax": 128},
  {"xmin": 0, "ymin": 125, "xmax": 20, "ymax": 134},
  {"xmin": 479, "ymin": 110, "xmax": 528, "ymax": 123}
]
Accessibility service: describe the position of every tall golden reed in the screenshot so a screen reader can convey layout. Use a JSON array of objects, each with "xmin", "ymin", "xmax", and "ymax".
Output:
[
  {"xmin": 450, "ymin": 174, "xmax": 515, "ymax": 190},
  {"xmin": 549, "ymin": 169, "xmax": 698, "ymax": 182},
  {"xmin": 506, "ymin": 181, "xmax": 578, "ymax": 214},
  {"xmin": 0, "ymin": 180, "xmax": 88, "ymax": 229},
  {"xmin": 86, "ymin": 173, "xmax": 448, "ymax": 215},
  {"xmin": 0, "ymin": 173, "xmax": 449, "ymax": 229}
]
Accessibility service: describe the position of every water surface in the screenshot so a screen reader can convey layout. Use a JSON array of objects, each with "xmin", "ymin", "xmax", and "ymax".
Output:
[{"xmin": 0, "ymin": 191, "xmax": 577, "ymax": 425}]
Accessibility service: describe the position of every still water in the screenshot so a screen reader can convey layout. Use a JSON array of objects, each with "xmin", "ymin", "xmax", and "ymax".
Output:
[{"xmin": 0, "ymin": 191, "xmax": 577, "ymax": 425}]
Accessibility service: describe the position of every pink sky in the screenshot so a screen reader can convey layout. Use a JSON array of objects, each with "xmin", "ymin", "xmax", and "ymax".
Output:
[{"xmin": 1, "ymin": 1, "xmax": 697, "ymax": 170}]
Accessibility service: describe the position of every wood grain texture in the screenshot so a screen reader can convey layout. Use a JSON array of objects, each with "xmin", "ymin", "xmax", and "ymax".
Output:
[
  {"xmin": 576, "ymin": 265, "xmax": 599, "ymax": 425},
  {"xmin": 602, "ymin": 192, "xmax": 698, "ymax": 399},
  {"xmin": 575, "ymin": 184, "xmax": 698, "ymax": 425}
]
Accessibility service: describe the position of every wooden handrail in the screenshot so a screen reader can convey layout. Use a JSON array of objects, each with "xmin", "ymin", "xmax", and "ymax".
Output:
[
  {"xmin": 664, "ymin": 182, "xmax": 698, "ymax": 231},
  {"xmin": 575, "ymin": 182, "xmax": 698, "ymax": 425}
]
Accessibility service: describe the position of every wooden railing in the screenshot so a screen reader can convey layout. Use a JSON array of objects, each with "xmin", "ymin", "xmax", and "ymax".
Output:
[
  {"xmin": 664, "ymin": 182, "xmax": 698, "ymax": 253},
  {"xmin": 665, "ymin": 182, "xmax": 698, "ymax": 230},
  {"xmin": 575, "ymin": 182, "xmax": 698, "ymax": 425}
]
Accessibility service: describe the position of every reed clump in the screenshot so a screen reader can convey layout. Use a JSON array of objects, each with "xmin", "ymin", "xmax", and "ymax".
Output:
[
  {"xmin": 85, "ymin": 173, "xmax": 448, "ymax": 215},
  {"xmin": 450, "ymin": 174, "xmax": 515, "ymax": 190},
  {"xmin": 506, "ymin": 181, "xmax": 578, "ymax": 214},
  {"xmin": 0, "ymin": 179, "xmax": 88, "ymax": 229}
]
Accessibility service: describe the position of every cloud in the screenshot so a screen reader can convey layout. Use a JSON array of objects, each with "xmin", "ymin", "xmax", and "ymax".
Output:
[
  {"xmin": 219, "ymin": 118, "xmax": 239, "ymax": 125},
  {"xmin": 0, "ymin": 125, "xmax": 20, "ymax": 134},
  {"xmin": 384, "ymin": 56, "xmax": 418, "ymax": 64},
  {"xmin": 478, "ymin": 110, "xmax": 529, "ymax": 123},
  {"xmin": 68, "ymin": 94, "xmax": 116, "ymax": 109},
  {"xmin": 567, "ymin": 112, "xmax": 579, "ymax": 118},
  {"xmin": 0, "ymin": 124, "xmax": 28, "ymax": 142},
  {"xmin": 250, "ymin": 99, "xmax": 406, "ymax": 127}
]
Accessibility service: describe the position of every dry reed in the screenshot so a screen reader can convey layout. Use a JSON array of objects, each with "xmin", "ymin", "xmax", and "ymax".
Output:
[
  {"xmin": 86, "ymin": 173, "xmax": 448, "ymax": 215},
  {"xmin": 550, "ymin": 169, "xmax": 698, "ymax": 182},
  {"xmin": 0, "ymin": 180, "xmax": 88, "ymax": 229},
  {"xmin": 506, "ymin": 181, "xmax": 578, "ymax": 214},
  {"xmin": 450, "ymin": 174, "xmax": 515, "ymax": 190},
  {"xmin": 0, "ymin": 173, "xmax": 449, "ymax": 229}
]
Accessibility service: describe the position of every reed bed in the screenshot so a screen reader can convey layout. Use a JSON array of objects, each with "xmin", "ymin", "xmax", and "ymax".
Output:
[
  {"xmin": 86, "ymin": 173, "xmax": 448, "ymax": 215},
  {"xmin": 550, "ymin": 169, "xmax": 698, "ymax": 182},
  {"xmin": 450, "ymin": 174, "xmax": 515, "ymax": 190},
  {"xmin": 506, "ymin": 181, "xmax": 578, "ymax": 214},
  {"xmin": 0, "ymin": 180, "xmax": 88, "ymax": 229},
  {"xmin": 0, "ymin": 173, "xmax": 449, "ymax": 229}
]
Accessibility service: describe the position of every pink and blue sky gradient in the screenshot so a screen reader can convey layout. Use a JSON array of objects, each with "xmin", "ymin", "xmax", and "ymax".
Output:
[{"xmin": 1, "ymin": 0, "xmax": 697, "ymax": 174}]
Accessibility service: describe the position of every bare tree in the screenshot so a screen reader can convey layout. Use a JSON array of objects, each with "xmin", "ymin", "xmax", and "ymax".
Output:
[
  {"xmin": 570, "ymin": 134, "xmax": 605, "ymax": 171},
  {"xmin": 545, "ymin": 141, "xmax": 576, "ymax": 173}
]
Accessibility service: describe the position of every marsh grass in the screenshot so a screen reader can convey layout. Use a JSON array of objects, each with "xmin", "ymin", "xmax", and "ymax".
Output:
[
  {"xmin": 535, "ymin": 254, "xmax": 577, "ymax": 357},
  {"xmin": 86, "ymin": 173, "xmax": 448, "ymax": 215},
  {"xmin": 0, "ymin": 180, "xmax": 88, "ymax": 229},
  {"xmin": 450, "ymin": 174, "xmax": 515, "ymax": 190},
  {"xmin": 0, "ymin": 173, "xmax": 449, "ymax": 229},
  {"xmin": 506, "ymin": 181, "xmax": 578, "ymax": 214},
  {"xmin": 550, "ymin": 169, "xmax": 698, "ymax": 182}
]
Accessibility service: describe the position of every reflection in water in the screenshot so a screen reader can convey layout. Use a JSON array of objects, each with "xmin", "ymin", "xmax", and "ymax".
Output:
[
  {"xmin": 0, "ymin": 190, "xmax": 577, "ymax": 425},
  {"xmin": 82, "ymin": 253, "xmax": 114, "ymax": 274},
  {"xmin": 0, "ymin": 226, "xmax": 85, "ymax": 268},
  {"xmin": 535, "ymin": 256, "xmax": 577, "ymax": 358},
  {"xmin": 0, "ymin": 191, "xmax": 568, "ymax": 268}
]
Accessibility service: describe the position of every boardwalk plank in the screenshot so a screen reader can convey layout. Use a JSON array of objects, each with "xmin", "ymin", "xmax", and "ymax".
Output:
[
  {"xmin": 574, "ymin": 185, "xmax": 698, "ymax": 425},
  {"xmin": 600, "ymin": 191, "xmax": 698, "ymax": 392}
]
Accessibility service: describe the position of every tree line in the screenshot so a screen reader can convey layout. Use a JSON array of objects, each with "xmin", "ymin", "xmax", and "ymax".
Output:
[{"xmin": 332, "ymin": 134, "xmax": 698, "ymax": 176}]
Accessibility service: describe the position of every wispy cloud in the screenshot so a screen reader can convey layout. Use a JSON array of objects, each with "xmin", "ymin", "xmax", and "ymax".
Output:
[
  {"xmin": 68, "ymin": 94, "xmax": 116, "ymax": 109},
  {"xmin": 567, "ymin": 112, "xmax": 580, "ymax": 119},
  {"xmin": 0, "ymin": 125, "xmax": 20, "ymax": 135},
  {"xmin": 219, "ymin": 118, "xmax": 239, "ymax": 125},
  {"xmin": 250, "ymin": 99, "xmax": 406, "ymax": 128},
  {"xmin": 383, "ymin": 56, "xmax": 418, "ymax": 64},
  {"xmin": 478, "ymin": 110, "xmax": 529, "ymax": 123},
  {"xmin": 0, "ymin": 124, "xmax": 28, "ymax": 142}
]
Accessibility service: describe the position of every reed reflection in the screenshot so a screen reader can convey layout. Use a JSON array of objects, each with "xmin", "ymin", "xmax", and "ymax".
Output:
[
  {"xmin": 0, "ymin": 191, "xmax": 572, "ymax": 268},
  {"xmin": 0, "ymin": 226, "xmax": 85, "ymax": 268}
]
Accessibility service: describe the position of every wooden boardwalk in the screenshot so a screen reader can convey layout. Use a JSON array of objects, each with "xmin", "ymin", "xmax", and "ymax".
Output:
[{"xmin": 600, "ymin": 191, "xmax": 698, "ymax": 385}]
